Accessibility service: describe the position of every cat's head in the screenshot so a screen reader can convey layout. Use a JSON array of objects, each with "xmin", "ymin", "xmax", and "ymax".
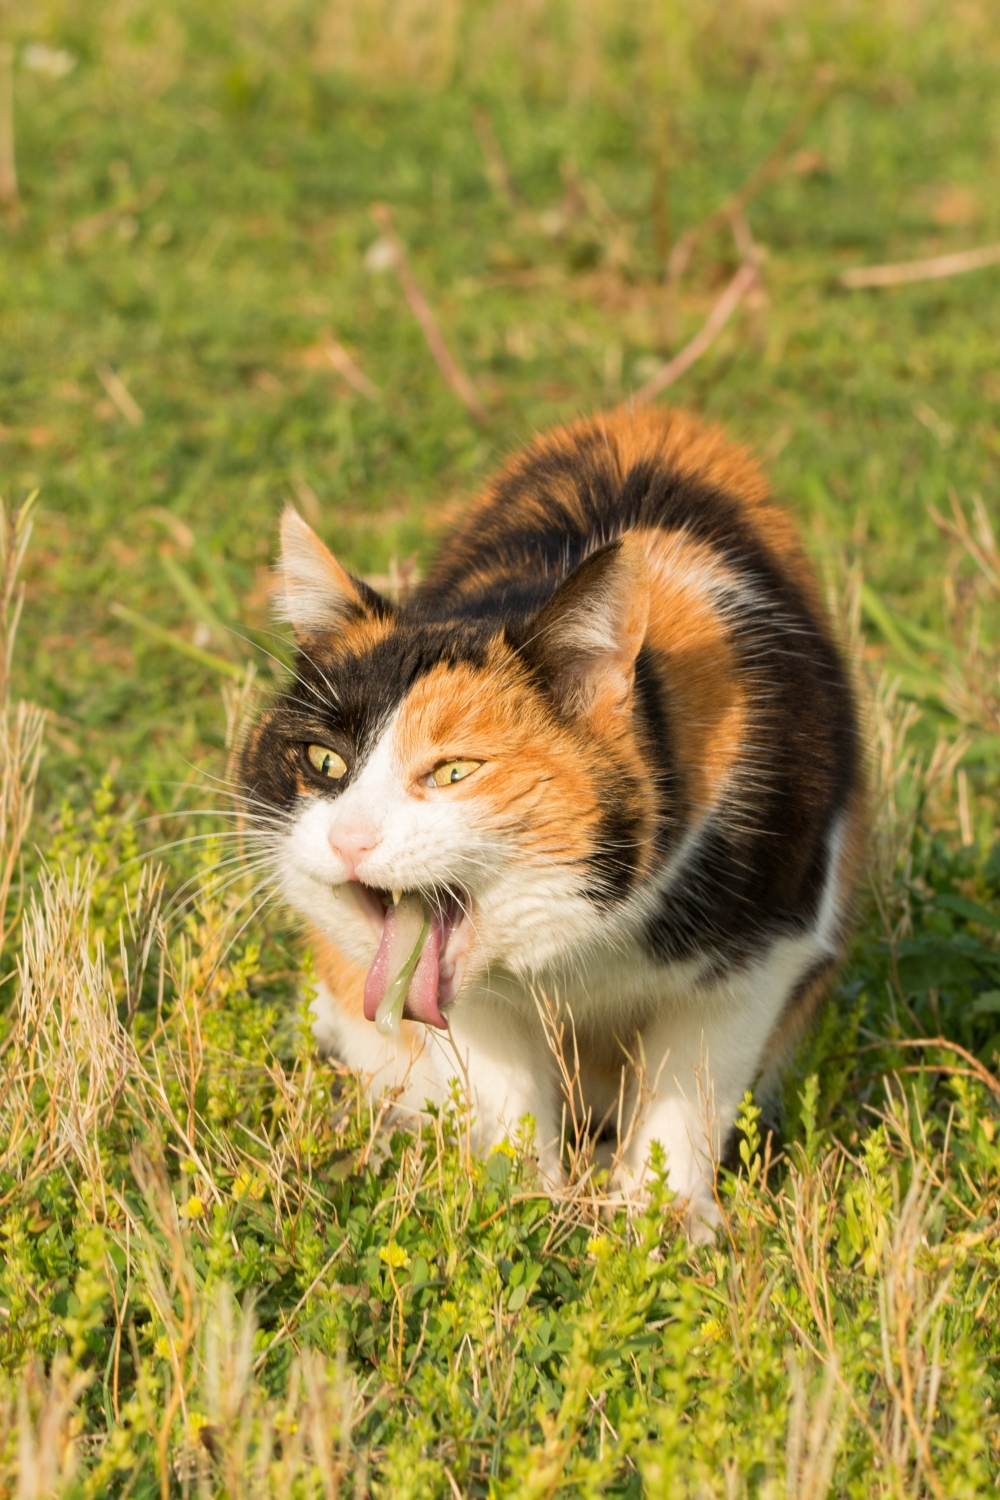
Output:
[{"xmin": 240, "ymin": 509, "xmax": 655, "ymax": 1025}]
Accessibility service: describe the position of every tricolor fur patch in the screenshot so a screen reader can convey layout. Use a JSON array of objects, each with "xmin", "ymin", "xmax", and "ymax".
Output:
[{"xmin": 241, "ymin": 406, "xmax": 864, "ymax": 1230}]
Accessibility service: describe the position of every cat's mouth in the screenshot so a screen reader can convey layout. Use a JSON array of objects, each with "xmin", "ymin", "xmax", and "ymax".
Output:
[{"xmin": 345, "ymin": 883, "xmax": 472, "ymax": 1031}]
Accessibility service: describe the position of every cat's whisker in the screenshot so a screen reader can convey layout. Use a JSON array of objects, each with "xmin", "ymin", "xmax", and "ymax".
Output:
[
  {"xmin": 161, "ymin": 851, "xmax": 280, "ymax": 904},
  {"xmin": 200, "ymin": 887, "xmax": 282, "ymax": 989},
  {"xmin": 165, "ymin": 872, "xmax": 280, "ymax": 943},
  {"xmin": 161, "ymin": 859, "xmax": 281, "ymax": 924}
]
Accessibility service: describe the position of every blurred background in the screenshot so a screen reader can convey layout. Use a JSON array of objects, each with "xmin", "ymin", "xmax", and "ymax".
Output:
[{"xmin": 2, "ymin": 0, "xmax": 999, "ymax": 814}]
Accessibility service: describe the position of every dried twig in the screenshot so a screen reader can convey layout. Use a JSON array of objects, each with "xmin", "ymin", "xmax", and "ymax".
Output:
[
  {"xmin": 633, "ymin": 260, "xmax": 760, "ymax": 403},
  {"xmin": 369, "ymin": 202, "xmax": 489, "ymax": 425},
  {"xmin": 472, "ymin": 108, "xmax": 521, "ymax": 209},
  {"xmin": 927, "ymin": 488, "xmax": 999, "ymax": 590},
  {"xmin": 667, "ymin": 65, "xmax": 834, "ymax": 284},
  {"xmin": 842, "ymin": 241, "xmax": 1000, "ymax": 290},
  {"xmin": 0, "ymin": 44, "xmax": 17, "ymax": 210},
  {"xmin": 322, "ymin": 334, "xmax": 380, "ymax": 400},
  {"xmin": 363, "ymin": 554, "xmax": 421, "ymax": 603},
  {"xmin": 96, "ymin": 364, "xmax": 145, "ymax": 426},
  {"xmin": 881, "ymin": 1036, "xmax": 1000, "ymax": 1109}
]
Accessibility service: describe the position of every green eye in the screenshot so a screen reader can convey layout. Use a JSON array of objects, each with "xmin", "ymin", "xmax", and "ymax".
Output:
[
  {"xmin": 306, "ymin": 744, "xmax": 347, "ymax": 780},
  {"xmin": 428, "ymin": 759, "xmax": 483, "ymax": 788}
]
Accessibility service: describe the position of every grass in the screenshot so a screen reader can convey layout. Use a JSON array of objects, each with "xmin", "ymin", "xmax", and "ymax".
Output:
[{"xmin": 2, "ymin": 0, "xmax": 1000, "ymax": 1493}]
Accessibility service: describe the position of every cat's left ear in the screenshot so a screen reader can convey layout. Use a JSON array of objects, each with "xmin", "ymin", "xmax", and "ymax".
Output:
[
  {"xmin": 526, "ymin": 534, "xmax": 650, "ymax": 717},
  {"xmin": 276, "ymin": 507, "xmax": 389, "ymax": 636}
]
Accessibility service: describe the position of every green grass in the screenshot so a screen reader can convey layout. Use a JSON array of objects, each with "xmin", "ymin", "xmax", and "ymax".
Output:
[{"xmin": 2, "ymin": 1, "xmax": 1000, "ymax": 1494}]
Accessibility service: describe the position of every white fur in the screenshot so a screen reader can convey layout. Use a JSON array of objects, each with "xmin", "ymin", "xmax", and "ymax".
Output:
[{"xmin": 280, "ymin": 698, "xmax": 851, "ymax": 1234}]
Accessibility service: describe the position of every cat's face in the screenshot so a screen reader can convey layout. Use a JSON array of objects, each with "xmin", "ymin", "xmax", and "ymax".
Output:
[{"xmin": 240, "ymin": 510, "xmax": 654, "ymax": 1024}]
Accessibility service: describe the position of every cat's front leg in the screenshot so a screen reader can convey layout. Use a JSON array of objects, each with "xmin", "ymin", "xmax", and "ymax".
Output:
[
  {"xmin": 621, "ymin": 951, "xmax": 807, "ymax": 1235},
  {"xmin": 445, "ymin": 995, "xmax": 562, "ymax": 1180},
  {"xmin": 618, "ymin": 993, "xmax": 771, "ymax": 1237}
]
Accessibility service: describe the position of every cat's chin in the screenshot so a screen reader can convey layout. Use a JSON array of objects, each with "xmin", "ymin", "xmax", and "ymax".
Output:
[{"xmin": 341, "ymin": 880, "xmax": 472, "ymax": 1029}]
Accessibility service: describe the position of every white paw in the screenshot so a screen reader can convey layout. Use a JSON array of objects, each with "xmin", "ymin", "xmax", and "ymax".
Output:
[
  {"xmin": 609, "ymin": 1161, "xmax": 723, "ymax": 1242},
  {"xmin": 681, "ymin": 1190, "xmax": 724, "ymax": 1244}
]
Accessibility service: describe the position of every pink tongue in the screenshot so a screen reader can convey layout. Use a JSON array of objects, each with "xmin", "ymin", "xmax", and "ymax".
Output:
[{"xmin": 363, "ymin": 906, "xmax": 447, "ymax": 1030}]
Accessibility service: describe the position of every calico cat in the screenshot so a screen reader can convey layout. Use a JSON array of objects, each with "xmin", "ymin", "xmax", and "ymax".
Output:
[{"xmin": 241, "ymin": 405, "xmax": 864, "ymax": 1230}]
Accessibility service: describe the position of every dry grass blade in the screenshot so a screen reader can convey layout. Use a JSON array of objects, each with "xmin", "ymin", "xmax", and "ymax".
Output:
[
  {"xmin": 96, "ymin": 363, "xmax": 145, "ymax": 425},
  {"xmin": 927, "ymin": 488, "xmax": 1000, "ymax": 592},
  {"xmin": 785, "ymin": 1353, "xmax": 848, "ymax": 1500},
  {"xmin": 842, "ymin": 241, "xmax": 1000, "ymax": 289},
  {"xmin": 2, "ymin": 862, "xmax": 140, "ymax": 1189},
  {"xmin": 322, "ymin": 333, "xmax": 380, "ymax": 400},
  {"xmin": 0, "ymin": 492, "xmax": 45, "ymax": 963},
  {"xmin": 0, "ymin": 699, "xmax": 44, "ymax": 961},
  {"xmin": 0, "ymin": 489, "xmax": 38, "ymax": 707},
  {"xmin": 876, "ymin": 1165, "xmax": 951, "ymax": 1498},
  {"xmin": 369, "ymin": 202, "xmax": 490, "ymax": 425},
  {"xmin": 11, "ymin": 1358, "xmax": 93, "ymax": 1500},
  {"xmin": 632, "ymin": 260, "xmax": 759, "ymax": 403},
  {"xmin": 922, "ymin": 489, "xmax": 1000, "ymax": 737}
]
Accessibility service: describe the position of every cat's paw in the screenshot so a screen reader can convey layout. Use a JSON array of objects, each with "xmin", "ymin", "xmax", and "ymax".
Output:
[{"xmin": 609, "ymin": 1162, "xmax": 723, "ymax": 1243}]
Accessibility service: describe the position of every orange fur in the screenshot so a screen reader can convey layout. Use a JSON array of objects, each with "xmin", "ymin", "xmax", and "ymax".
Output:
[
  {"xmin": 447, "ymin": 405, "xmax": 823, "ymax": 618},
  {"xmin": 394, "ymin": 653, "xmax": 636, "ymax": 870}
]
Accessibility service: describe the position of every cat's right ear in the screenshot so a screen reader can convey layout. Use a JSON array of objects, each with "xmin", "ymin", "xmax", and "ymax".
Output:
[
  {"xmin": 526, "ymin": 534, "xmax": 650, "ymax": 719},
  {"xmin": 276, "ymin": 508, "xmax": 385, "ymax": 636}
]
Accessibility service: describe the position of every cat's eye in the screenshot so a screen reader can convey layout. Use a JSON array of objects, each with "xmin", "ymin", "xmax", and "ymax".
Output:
[
  {"xmin": 427, "ymin": 758, "xmax": 483, "ymax": 788},
  {"xmin": 306, "ymin": 744, "xmax": 348, "ymax": 780}
]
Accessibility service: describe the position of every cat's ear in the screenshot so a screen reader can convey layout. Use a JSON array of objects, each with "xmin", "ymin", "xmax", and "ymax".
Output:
[
  {"xmin": 276, "ymin": 507, "xmax": 387, "ymax": 636},
  {"xmin": 527, "ymin": 534, "xmax": 649, "ymax": 716}
]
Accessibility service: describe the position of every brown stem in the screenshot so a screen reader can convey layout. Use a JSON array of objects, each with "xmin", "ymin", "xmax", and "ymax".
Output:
[
  {"xmin": 843, "ymin": 241, "xmax": 1000, "ymax": 290},
  {"xmin": 370, "ymin": 202, "xmax": 489, "ymax": 425},
  {"xmin": 633, "ymin": 260, "xmax": 759, "ymax": 403}
]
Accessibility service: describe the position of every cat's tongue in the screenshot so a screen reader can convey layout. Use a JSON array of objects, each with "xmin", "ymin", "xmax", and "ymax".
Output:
[{"xmin": 363, "ymin": 896, "xmax": 447, "ymax": 1032}]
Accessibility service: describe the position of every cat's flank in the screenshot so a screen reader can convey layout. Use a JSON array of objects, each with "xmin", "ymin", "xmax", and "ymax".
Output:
[{"xmin": 241, "ymin": 406, "xmax": 863, "ymax": 1229}]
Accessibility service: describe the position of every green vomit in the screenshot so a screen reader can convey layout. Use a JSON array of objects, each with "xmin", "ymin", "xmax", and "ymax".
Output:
[{"xmin": 374, "ymin": 898, "xmax": 432, "ymax": 1037}]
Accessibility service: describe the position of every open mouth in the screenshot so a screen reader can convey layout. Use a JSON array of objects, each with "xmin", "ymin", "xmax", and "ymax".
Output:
[{"xmin": 345, "ymin": 883, "xmax": 471, "ymax": 1032}]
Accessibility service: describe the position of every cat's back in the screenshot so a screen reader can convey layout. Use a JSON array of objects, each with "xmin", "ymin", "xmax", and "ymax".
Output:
[
  {"xmin": 419, "ymin": 404, "xmax": 863, "ymax": 981},
  {"xmin": 418, "ymin": 406, "xmax": 819, "ymax": 626}
]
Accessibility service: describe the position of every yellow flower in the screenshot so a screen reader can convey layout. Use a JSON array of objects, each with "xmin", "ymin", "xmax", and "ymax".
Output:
[
  {"xmin": 379, "ymin": 1240, "xmax": 410, "ymax": 1270},
  {"xmin": 154, "ymin": 1336, "xmax": 172, "ymax": 1360},
  {"xmin": 181, "ymin": 1196, "xmax": 204, "ymax": 1219},
  {"xmin": 232, "ymin": 1171, "xmax": 266, "ymax": 1202},
  {"xmin": 587, "ymin": 1235, "xmax": 610, "ymax": 1258},
  {"xmin": 493, "ymin": 1141, "xmax": 516, "ymax": 1159},
  {"xmin": 699, "ymin": 1316, "xmax": 725, "ymax": 1344}
]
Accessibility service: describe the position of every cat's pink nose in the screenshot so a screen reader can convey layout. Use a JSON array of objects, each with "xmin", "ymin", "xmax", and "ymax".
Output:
[{"xmin": 328, "ymin": 821, "xmax": 380, "ymax": 880}]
